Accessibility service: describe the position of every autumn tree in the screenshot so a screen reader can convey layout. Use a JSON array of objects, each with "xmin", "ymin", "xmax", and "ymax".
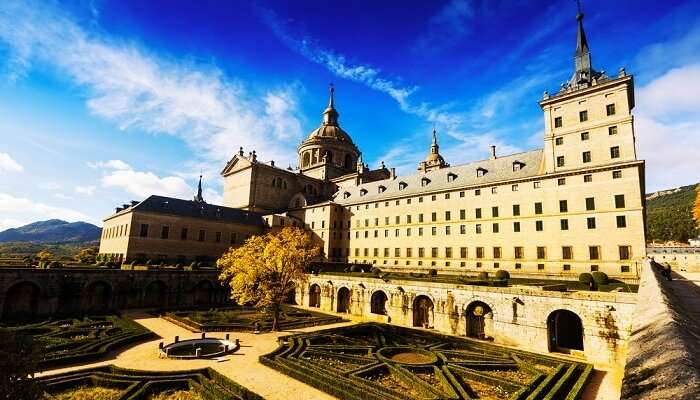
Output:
[
  {"xmin": 694, "ymin": 184, "xmax": 700, "ymax": 229},
  {"xmin": 35, "ymin": 250, "xmax": 53, "ymax": 263},
  {"xmin": 218, "ymin": 227, "xmax": 320, "ymax": 330},
  {"xmin": 75, "ymin": 247, "xmax": 98, "ymax": 264}
]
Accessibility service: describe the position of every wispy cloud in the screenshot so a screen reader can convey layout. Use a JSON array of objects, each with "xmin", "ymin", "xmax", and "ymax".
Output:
[
  {"xmin": 0, "ymin": 152, "xmax": 23, "ymax": 173},
  {"xmin": 75, "ymin": 185, "xmax": 96, "ymax": 196},
  {"xmin": 413, "ymin": 0, "xmax": 475, "ymax": 54},
  {"xmin": 95, "ymin": 159, "xmax": 194, "ymax": 199},
  {"xmin": 0, "ymin": 193, "xmax": 92, "ymax": 228}
]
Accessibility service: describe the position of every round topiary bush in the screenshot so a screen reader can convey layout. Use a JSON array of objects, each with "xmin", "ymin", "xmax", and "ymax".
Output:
[
  {"xmin": 349, "ymin": 265, "xmax": 359, "ymax": 273},
  {"xmin": 578, "ymin": 272, "xmax": 593, "ymax": 284},
  {"xmin": 591, "ymin": 271, "xmax": 609, "ymax": 286},
  {"xmin": 428, "ymin": 269, "xmax": 438, "ymax": 277},
  {"xmin": 478, "ymin": 271, "xmax": 489, "ymax": 280},
  {"xmin": 495, "ymin": 270, "xmax": 510, "ymax": 280}
]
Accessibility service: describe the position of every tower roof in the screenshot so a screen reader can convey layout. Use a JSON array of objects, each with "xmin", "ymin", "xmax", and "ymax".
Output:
[
  {"xmin": 565, "ymin": 5, "xmax": 603, "ymax": 90},
  {"xmin": 302, "ymin": 85, "xmax": 355, "ymax": 144},
  {"xmin": 418, "ymin": 129, "xmax": 449, "ymax": 172}
]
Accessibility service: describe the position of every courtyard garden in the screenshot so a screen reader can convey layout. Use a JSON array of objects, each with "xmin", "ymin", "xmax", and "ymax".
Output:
[
  {"xmin": 39, "ymin": 365, "xmax": 263, "ymax": 400},
  {"xmin": 163, "ymin": 305, "xmax": 343, "ymax": 332},
  {"xmin": 261, "ymin": 323, "xmax": 593, "ymax": 400},
  {"xmin": 2, "ymin": 315, "xmax": 153, "ymax": 368}
]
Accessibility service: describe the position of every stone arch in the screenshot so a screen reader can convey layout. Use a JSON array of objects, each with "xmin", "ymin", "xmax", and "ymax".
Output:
[
  {"xmin": 336, "ymin": 286, "xmax": 351, "ymax": 313},
  {"xmin": 143, "ymin": 280, "xmax": 168, "ymax": 308},
  {"xmin": 309, "ymin": 284, "xmax": 321, "ymax": 308},
  {"xmin": 547, "ymin": 309, "xmax": 584, "ymax": 352},
  {"xmin": 83, "ymin": 280, "xmax": 112, "ymax": 313},
  {"xmin": 3, "ymin": 281, "xmax": 41, "ymax": 319},
  {"xmin": 193, "ymin": 280, "xmax": 213, "ymax": 305},
  {"xmin": 465, "ymin": 300, "xmax": 494, "ymax": 339},
  {"xmin": 302, "ymin": 151, "xmax": 311, "ymax": 167},
  {"xmin": 344, "ymin": 153, "xmax": 353, "ymax": 169},
  {"xmin": 289, "ymin": 193, "xmax": 307, "ymax": 209},
  {"xmin": 370, "ymin": 290, "xmax": 388, "ymax": 315},
  {"xmin": 413, "ymin": 295, "xmax": 434, "ymax": 328}
]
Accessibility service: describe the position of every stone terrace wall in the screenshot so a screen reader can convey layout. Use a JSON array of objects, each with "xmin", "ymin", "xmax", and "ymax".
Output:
[{"xmin": 621, "ymin": 260, "xmax": 700, "ymax": 399}]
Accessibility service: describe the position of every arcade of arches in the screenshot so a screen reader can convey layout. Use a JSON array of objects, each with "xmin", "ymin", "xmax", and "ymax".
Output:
[
  {"xmin": 413, "ymin": 295, "xmax": 433, "ymax": 328},
  {"xmin": 336, "ymin": 287, "xmax": 351, "ymax": 313}
]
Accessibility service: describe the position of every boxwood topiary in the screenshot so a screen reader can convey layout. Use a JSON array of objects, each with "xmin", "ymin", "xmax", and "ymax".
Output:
[
  {"xmin": 578, "ymin": 272, "xmax": 593, "ymax": 284},
  {"xmin": 478, "ymin": 271, "xmax": 489, "ymax": 280},
  {"xmin": 349, "ymin": 265, "xmax": 359, "ymax": 273},
  {"xmin": 428, "ymin": 269, "xmax": 438, "ymax": 277},
  {"xmin": 495, "ymin": 270, "xmax": 510, "ymax": 280},
  {"xmin": 591, "ymin": 271, "xmax": 609, "ymax": 285}
]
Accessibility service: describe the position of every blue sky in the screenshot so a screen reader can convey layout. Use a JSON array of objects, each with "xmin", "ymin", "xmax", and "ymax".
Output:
[{"xmin": 0, "ymin": 0, "xmax": 699, "ymax": 229}]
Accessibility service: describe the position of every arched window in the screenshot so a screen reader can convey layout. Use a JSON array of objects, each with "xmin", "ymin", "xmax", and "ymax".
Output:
[
  {"xmin": 303, "ymin": 152, "xmax": 311, "ymax": 167},
  {"xmin": 283, "ymin": 180, "xmax": 287, "ymax": 189},
  {"xmin": 413, "ymin": 295, "xmax": 433, "ymax": 328},
  {"xmin": 371, "ymin": 291, "xmax": 388, "ymax": 315}
]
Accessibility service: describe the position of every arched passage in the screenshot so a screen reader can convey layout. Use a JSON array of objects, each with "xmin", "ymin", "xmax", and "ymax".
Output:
[
  {"xmin": 413, "ymin": 295, "xmax": 433, "ymax": 328},
  {"xmin": 83, "ymin": 281, "xmax": 112, "ymax": 313},
  {"xmin": 303, "ymin": 152, "xmax": 311, "ymax": 167},
  {"xmin": 466, "ymin": 301, "xmax": 493, "ymax": 339},
  {"xmin": 547, "ymin": 309, "xmax": 584, "ymax": 352},
  {"xmin": 193, "ymin": 280, "xmax": 213, "ymax": 305},
  {"xmin": 336, "ymin": 287, "xmax": 351, "ymax": 313},
  {"xmin": 370, "ymin": 291, "xmax": 388, "ymax": 315},
  {"xmin": 144, "ymin": 280, "xmax": 168, "ymax": 308},
  {"xmin": 3, "ymin": 281, "xmax": 41, "ymax": 319},
  {"xmin": 309, "ymin": 284, "xmax": 321, "ymax": 308}
]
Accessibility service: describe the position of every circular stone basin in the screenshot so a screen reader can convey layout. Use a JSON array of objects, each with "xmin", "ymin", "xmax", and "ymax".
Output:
[
  {"xmin": 160, "ymin": 338, "xmax": 238, "ymax": 360},
  {"xmin": 376, "ymin": 347, "xmax": 438, "ymax": 366}
]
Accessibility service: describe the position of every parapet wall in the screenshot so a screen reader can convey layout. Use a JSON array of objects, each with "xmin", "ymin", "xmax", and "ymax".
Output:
[{"xmin": 621, "ymin": 261, "xmax": 700, "ymax": 399}]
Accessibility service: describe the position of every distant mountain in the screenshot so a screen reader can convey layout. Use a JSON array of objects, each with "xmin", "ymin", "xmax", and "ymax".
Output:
[
  {"xmin": 0, "ymin": 219, "xmax": 101, "ymax": 243},
  {"xmin": 646, "ymin": 184, "xmax": 699, "ymax": 243}
]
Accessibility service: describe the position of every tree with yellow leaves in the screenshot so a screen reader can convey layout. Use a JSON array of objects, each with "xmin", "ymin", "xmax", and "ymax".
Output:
[
  {"xmin": 694, "ymin": 184, "xmax": 700, "ymax": 228},
  {"xmin": 218, "ymin": 227, "xmax": 320, "ymax": 331},
  {"xmin": 35, "ymin": 250, "xmax": 53, "ymax": 263}
]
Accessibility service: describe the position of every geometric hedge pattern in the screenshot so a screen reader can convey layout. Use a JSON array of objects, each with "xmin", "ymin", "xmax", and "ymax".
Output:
[
  {"xmin": 39, "ymin": 365, "xmax": 263, "ymax": 400},
  {"xmin": 7, "ymin": 315, "xmax": 153, "ymax": 368},
  {"xmin": 261, "ymin": 323, "xmax": 593, "ymax": 400}
]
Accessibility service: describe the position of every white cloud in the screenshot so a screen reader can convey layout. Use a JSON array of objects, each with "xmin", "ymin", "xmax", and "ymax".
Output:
[
  {"xmin": 0, "ymin": 0, "xmax": 304, "ymax": 174},
  {"xmin": 0, "ymin": 152, "xmax": 23, "ymax": 173},
  {"xmin": 75, "ymin": 185, "xmax": 96, "ymax": 195},
  {"xmin": 88, "ymin": 159, "xmax": 130, "ymax": 170},
  {"xmin": 53, "ymin": 193, "xmax": 73, "ymax": 200},
  {"xmin": 0, "ymin": 193, "xmax": 91, "ymax": 229},
  {"xmin": 96, "ymin": 160, "xmax": 193, "ymax": 199},
  {"xmin": 39, "ymin": 182, "xmax": 61, "ymax": 191}
]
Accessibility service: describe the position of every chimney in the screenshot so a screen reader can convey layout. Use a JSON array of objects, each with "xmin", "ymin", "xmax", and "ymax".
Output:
[
  {"xmin": 270, "ymin": 160, "xmax": 275, "ymax": 167},
  {"xmin": 130, "ymin": 200, "xmax": 139, "ymax": 206},
  {"xmin": 490, "ymin": 145, "xmax": 497, "ymax": 160},
  {"xmin": 239, "ymin": 146, "xmax": 244, "ymax": 156},
  {"xmin": 390, "ymin": 168, "xmax": 396, "ymax": 179},
  {"xmin": 251, "ymin": 150, "xmax": 257, "ymax": 162},
  {"xmin": 115, "ymin": 207, "xmax": 123, "ymax": 213}
]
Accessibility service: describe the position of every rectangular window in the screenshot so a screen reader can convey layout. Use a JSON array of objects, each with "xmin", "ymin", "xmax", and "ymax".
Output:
[
  {"xmin": 445, "ymin": 247, "xmax": 452, "ymax": 258},
  {"xmin": 418, "ymin": 248, "xmax": 425, "ymax": 257},
  {"xmin": 355, "ymin": 248, "xmax": 360, "ymax": 257},
  {"xmin": 582, "ymin": 151, "xmax": 591, "ymax": 163},
  {"xmin": 587, "ymin": 217, "xmax": 596, "ymax": 229},
  {"xmin": 418, "ymin": 214, "xmax": 424, "ymax": 223},
  {"xmin": 589, "ymin": 246, "xmax": 600, "ymax": 260},
  {"xmin": 431, "ymin": 226, "xmax": 437, "ymax": 236},
  {"xmin": 491, "ymin": 186, "xmax": 497, "ymax": 194},
  {"xmin": 536, "ymin": 220, "xmax": 543, "ymax": 231},
  {"xmin": 161, "ymin": 225, "xmax": 169, "ymax": 239},
  {"xmin": 476, "ymin": 224, "xmax": 482, "ymax": 234},
  {"xmin": 586, "ymin": 197, "xmax": 595, "ymax": 211},
  {"xmin": 559, "ymin": 200, "xmax": 568, "ymax": 212},
  {"xmin": 619, "ymin": 245, "xmax": 631, "ymax": 260},
  {"xmin": 538, "ymin": 264, "xmax": 545, "ymax": 270},
  {"xmin": 579, "ymin": 110, "xmax": 588, "ymax": 122},
  {"xmin": 406, "ymin": 228, "xmax": 411, "ymax": 236},
  {"xmin": 395, "ymin": 229, "xmax": 400, "ymax": 237},
  {"xmin": 181, "ymin": 228, "xmax": 188, "ymax": 240},
  {"xmin": 512, "ymin": 184, "xmax": 518, "ymax": 191},
  {"xmin": 513, "ymin": 221, "xmax": 520, "ymax": 232},
  {"xmin": 230, "ymin": 232, "xmax": 238, "ymax": 244},
  {"xmin": 580, "ymin": 131, "xmax": 589, "ymax": 140},
  {"xmin": 445, "ymin": 211, "xmax": 451, "ymax": 221},
  {"xmin": 431, "ymin": 212, "xmax": 437, "ymax": 222},
  {"xmin": 535, "ymin": 202, "xmax": 543, "ymax": 214},
  {"xmin": 621, "ymin": 265, "xmax": 630, "ymax": 273},
  {"xmin": 418, "ymin": 227, "xmax": 423, "ymax": 236},
  {"xmin": 445, "ymin": 226, "xmax": 451, "ymax": 235},
  {"xmin": 560, "ymin": 219, "xmax": 569, "ymax": 230},
  {"xmin": 563, "ymin": 264, "xmax": 571, "ymax": 271},
  {"xmin": 513, "ymin": 204, "xmax": 520, "ymax": 216},
  {"xmin": 515, "ymin": 263, "xmax": 522, "ymax": 269},
  {"xmin": 613, "ymin": 170, "xmax": 622, "ymax": 179},
  {"xmin": 615, "ymin": 194, "xmax": 626, "ymax": 208},
  {"xmin": 492, "ymin": 223, "xmax": 499, "ymax": 233},
  {"xmin": 555, "ymin": 137, "xmax": 564, "ymax": 145},
  {"xmin": 384, "ymin": 248, "xmax": 389, "ymax": 257},
  {"xmin": 606, "ymin": 103, "xmax": 616, "ymax": 116},
  {"xmin": 609, "ymin": 126, "xmax": 618, "ymax": 135},
  {"xmin": 476, "ymin": 247, "xmax": 484, "ymax": 259},
  {"xmin": 364, "ymin": 248, "xmax": 369, "ymax": 257},
  {"xmin": 373, "ymin": 248, "xmax": 379, "ymax": 257},
  {"xmin": 493, "ymin": 247, "xmax": 501, "ymax": 259},
  {"xmin": 537, "ymin": 246, "xmax": 546, "ymax": 260},
  {"xmin": 591, "ymin": 265, "xmax": 599, "ymax": 272},
  {"xmin": 475, "ymin": 189, "xmax": 481, "ymax": 196},
  {"xmin": 617, "ymin": 215, "xmax": 627, "ymax": 228},
  {"xmin": 395, "ymin": 216, "xmax": 400, "ymax": 224},
  {"xmin": 610, "ymin": 146, "xmax": 620, "ymax": 159},
  {"xmin": 395, "ymin": 248, "xmax": 400, "ymax": 257},
  {"xmin": 431, "ymin": 247, "xmax": 438, "ymax": 258},
  {"xmin": 215, "ymin": 231, "xmax": 221, "ymax": 243},
  {"xmin": 514, "ymin": 247, "xmax": 523, "ymax": 259},
  {"xmin": 554, "ymin": 116, "xmax": 562, "ymax": 128},
  {"xmin": 198, "ymin": 229, "xmax": 205, "ymax": 242},
  {"xmin": 534, "ymin": 181, "xmax": 541, "ymax": 189},
  {"xmin": 139, "ymin": 224, "xmax": 149, "ymax": 238},
  {"xmin": 407, "ymin": 248, "xmax": 413, "ymax": 257},
  {"xmin": 562, "ymin": 246, "xmax": 573, "ymax": 260},
  {"xmin": 460, "ymin": 247, "xmax": 467, "ymax": 258},
  {"xmin": 475, "ymin": 208, "xmax": 482, "ymax": 219},
  {"xmin": 492, "ymin": 206, "xmax": 499, "ymax": 217},
  {"xmin": 557, "ymin": 156, "xmax": 565, "ymax": 167},
  {"xmin": 584, "ymin": 174, "xmax": 593, "ymax": 182},
  {"xmin": 460, "ymin": 224, "xmax": 466, "ymax": 234},
  {"xmin": 460, "ymin": 209, "xmax": 466, "ymax": 219}
]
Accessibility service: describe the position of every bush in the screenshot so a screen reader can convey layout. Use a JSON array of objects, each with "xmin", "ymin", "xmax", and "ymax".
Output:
[
  {"xmin": 371, "ymin": 267, "xmax": 381, "ymax": 275},
  {"xmin": 495, "ymin": 270, "xmax": 510, "ymax": 280},
  {"xmin": 591, "ymin": 271, "xmax": 609, "ymax": 285},
  {"xmin": 578, "ymin": 273, "xmax": 593, "ymax": 284},
  {"xmin": 428, "ymin": 269, "xmax": 437, "ymax": 277},
  {"xmin": 478, "ymin": 272, "xmax": 489, "ymax": 280},
  {"xmin": 349, "ymin": 265, "xmax": 359, "ymax": 273}
]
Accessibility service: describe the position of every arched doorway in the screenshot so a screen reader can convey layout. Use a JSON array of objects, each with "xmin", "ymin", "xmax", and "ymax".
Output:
[
  {"xmin": 466, "ymin": 301, "xmax": 493, "ymax": 339},
  {"xmin": 3, "ymin": 281, "xmax": 41, "ymax": 319},
  {"xmin": 547, "ymin": 309, "xmax": 584, "ymax": 352},
  {"xmin": 144, "ymin": 280, "xmax": 168, "ymax": 308},
  {"xmin": 84, "ymin": 281, "xmax": 112, "ymax": 313},
  {"xmin": 193, "ymin": 280, "xmax": 213, "ymax": 305},
  {"xmin": 336, "ymin": 287, "xmax": 351, "ymax": 313},
  {"xmin": 371, "ymin": 291, "xmax": 388, "ymax": 315},
  {"xmin": 309, "ymin": 284, "xmax": 321, "ymax": 308},
  {"xmin": 285, "ymin": 284, "xmax": 297, "ymax": 305},
  {"xmin": 413, "ymin": 295, "xmax": 433, "ymax": 328}
]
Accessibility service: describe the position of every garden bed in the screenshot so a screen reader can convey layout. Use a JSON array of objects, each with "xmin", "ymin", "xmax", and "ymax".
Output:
[{"xmin": 261, "ymin": 323, "xmax": 593, "ymax": 400}]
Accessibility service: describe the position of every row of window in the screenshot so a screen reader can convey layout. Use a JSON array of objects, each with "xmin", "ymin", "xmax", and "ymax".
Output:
[
  {"xmin": 103, "ymin": 224, "xmax": 129, "ymax": 239},
  {"xmin": 347, "ymin": 245, "xmax": 632, "ymax": 261},
  {"xmin": 137, "ymin": 224, "xmax": 249, "ymax": 244},
  {"xmin": 553, "ymin": 103, "xmax": 616, "ymax": 128},
  {"xmin": 339, "ymin": 259, "xmax": 632, "ymax": 273},
  {"xmin": 556, "ymin": 146, "xmax": 621, "ymax": 167},
  {"xmin": 555, "ymin": 125, "xmax": 618, "ymax": 146}
]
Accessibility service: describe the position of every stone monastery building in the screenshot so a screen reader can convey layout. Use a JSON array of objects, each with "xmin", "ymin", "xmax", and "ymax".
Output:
[{"xmin": 100, "ymin": 11, "xmax": 646, "ymax": 280}]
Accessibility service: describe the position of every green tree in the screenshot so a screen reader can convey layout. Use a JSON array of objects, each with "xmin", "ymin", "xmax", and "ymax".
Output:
[
  {"xmin": 218, "ymin": 227, "xmax": 320, "ymax": 330},
  {"xmin": 0, "ymin": 328, "xmax": 43, "ymax": 400}
]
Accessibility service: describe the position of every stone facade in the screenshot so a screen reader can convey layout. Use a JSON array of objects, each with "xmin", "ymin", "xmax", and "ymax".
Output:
[{"xmin": 298, "ymin": 273, "xmax": 636, "ymax": 368}]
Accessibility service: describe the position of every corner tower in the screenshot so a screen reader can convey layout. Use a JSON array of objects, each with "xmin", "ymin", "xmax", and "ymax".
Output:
[
  {"xmin": 298, "ymin": 86, "xmax": 361, "ymax": 180},
  {"xmin": 417, "ymin": 129, "xmax": 449, "ymax": 173},
  {"xmin": 540, "ymin": 9, "xmax": 636, "ymax": 174}
]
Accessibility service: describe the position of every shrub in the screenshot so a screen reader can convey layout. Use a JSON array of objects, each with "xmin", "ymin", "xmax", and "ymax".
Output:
[
  {"xmin": 428, "ymin": 269, "xmax": 437, "ymax": 277},
  {"xmin": 478, "ymin": 271, "xmax": 489, "ymax": 280},
  {"xmin": 371, "ymin": 267, "xmax": 381, "ymax": 275},
  {"xmin": 591, "ymin": 271, "xmax": 609, "ymax": 285},
  {"xmin": 349, "ymin": 265, "xmax": 359, "ymax": 273},
  {"xmin": 495, "ymin": 270, "xmax": 510, "ymax": 280},
  {"xmin": 578, "ymin": 273, "xmax": 593, "ymax": 284}
]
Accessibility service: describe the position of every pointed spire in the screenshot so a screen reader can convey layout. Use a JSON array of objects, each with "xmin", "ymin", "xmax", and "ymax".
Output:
[
  {"xmin": 194, "ymin": 173, "xmax": 205, "ymax": 203},
  {"xmin": 569, "ymin": 1, "xmax": 598, "ymax": 88},
  {"xmin": 328, "ymin": 83, "xmax": 335, "ymax": 108},
  {"xmin": 322, "ymin": 84, "xmax": 339, "ymax": 126},
  {"xmin": 430, "ymin": 129, "xmax": 439, "ymax": 154}
]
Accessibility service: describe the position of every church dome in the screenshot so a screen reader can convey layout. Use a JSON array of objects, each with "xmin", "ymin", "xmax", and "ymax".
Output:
[{"xmin": 305, "ymin": 123, "xmax": 354, "ymax": 144}]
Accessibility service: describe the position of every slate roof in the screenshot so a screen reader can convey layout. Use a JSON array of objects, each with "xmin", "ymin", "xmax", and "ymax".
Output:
[
  {"xmin": 332, "ymin": 149, "xmax": 544, "ymax": 205},
  {"xmin": 108, "ymin": 195, "xmax": 265, "ymax": 226}
]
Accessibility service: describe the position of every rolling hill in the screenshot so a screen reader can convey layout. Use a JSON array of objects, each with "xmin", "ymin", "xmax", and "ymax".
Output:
[
  {"xmin": 0, "ymin": 219, "xmax": 101, "ymax": 244},
  {"xmin": 646, "ymin": 184, "xmax": 699, "ymax": 243}
]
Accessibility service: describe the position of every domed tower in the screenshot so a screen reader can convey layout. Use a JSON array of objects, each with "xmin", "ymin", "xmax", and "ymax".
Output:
[
  {"xmin": 417, "ymin": 129, "xmax": 449, "ymax": 173},
  {"xmin": 298, "ymin": 86, "xmax": 361, "ymax": 180}
]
